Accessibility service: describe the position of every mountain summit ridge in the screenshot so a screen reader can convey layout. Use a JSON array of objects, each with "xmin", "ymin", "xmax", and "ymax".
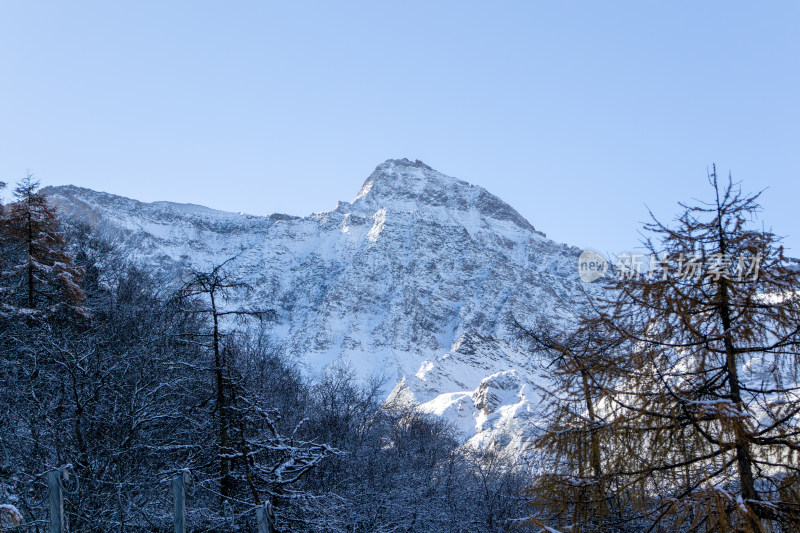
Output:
[{"xmin": 45, "ymin": 159, "xmax": 542, "ymax": 239}]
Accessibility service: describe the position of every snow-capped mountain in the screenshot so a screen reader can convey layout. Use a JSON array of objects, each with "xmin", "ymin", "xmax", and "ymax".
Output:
[{"xmin": 45, "ymin": 158, "xmax": 591, "ymax": 453}]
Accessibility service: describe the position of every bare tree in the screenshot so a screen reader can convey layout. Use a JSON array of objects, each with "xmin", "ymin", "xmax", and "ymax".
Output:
[
  {"xmin": 177, "ymin": 259, "xmax": 340, "ymax": 530},
  {"xmin": 526, "ymin": 168, "xmax": 800, "ymax": 532},
  {"xmin": 177, "ymin": 258, "xmax": 269, "ymax": 503}
]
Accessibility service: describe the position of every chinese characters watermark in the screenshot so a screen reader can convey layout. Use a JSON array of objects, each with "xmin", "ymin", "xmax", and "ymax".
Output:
[{"xmin": 578, "ymin": 250, "xmax": 761, "ymax": 283}]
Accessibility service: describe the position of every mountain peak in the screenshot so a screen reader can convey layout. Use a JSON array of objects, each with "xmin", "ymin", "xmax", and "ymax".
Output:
[
  {"xmin": 378, "ymin": 158, "xmax": 435, "ymax": 171},
  {"xmin": 355, "ymin": 158, "xmax": 453, "ymax": 200},
  {"xmin": 353, "ymin": 158, "xmax": 539, "ymax": 235}
]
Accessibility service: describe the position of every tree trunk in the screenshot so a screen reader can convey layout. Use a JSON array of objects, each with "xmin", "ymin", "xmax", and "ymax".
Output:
[
  {"xmin": 712, "ymin": 185, "xmax": 761, "ymax": 528},
  {"xmin": 211, "ymin": 291, "xmax": 232, "ymax": 502},
  {"xmin": 26, "ymin": 207, "xmax": 34, "ymax": 309}
]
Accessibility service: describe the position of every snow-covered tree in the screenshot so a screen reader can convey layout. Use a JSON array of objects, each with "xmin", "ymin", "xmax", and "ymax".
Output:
[
  {"xmin": 1, "ymin": 174, "xmax": 85, "ymax": 316},
  {"xmin": 177, "ymin": 259, "xmax": 339, "ymax": 528}
]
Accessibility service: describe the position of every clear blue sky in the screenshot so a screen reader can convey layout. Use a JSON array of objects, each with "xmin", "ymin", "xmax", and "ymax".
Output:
[{"xmin": 1, "ymin": 2, "xmax": 798, "ymax": 255}]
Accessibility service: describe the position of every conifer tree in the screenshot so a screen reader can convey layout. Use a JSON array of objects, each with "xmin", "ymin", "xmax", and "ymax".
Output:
[
  {"xmin": 1, "ymin": 174, "xmax": 86, "ymax": 316},
  {"xmin": 527, "ymin": 168, "xmax": 800, "ymax": 532}
]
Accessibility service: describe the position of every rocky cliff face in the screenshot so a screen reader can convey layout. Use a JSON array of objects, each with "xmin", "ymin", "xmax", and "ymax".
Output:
[{"xmin": 45, "ymin": 158, "xmax": 592, "ymax": 454}]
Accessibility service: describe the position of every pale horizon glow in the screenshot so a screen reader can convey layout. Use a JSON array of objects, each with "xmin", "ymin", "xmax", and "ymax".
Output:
[{"xmin": 1, "ymin": 2, "xmax": 798, "ymax": 255}]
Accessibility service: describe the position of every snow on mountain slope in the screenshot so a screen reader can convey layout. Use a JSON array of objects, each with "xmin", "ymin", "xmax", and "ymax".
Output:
[{"xmin": 44, "ymin": 158, "xmax": 592, "ymax": 453}]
